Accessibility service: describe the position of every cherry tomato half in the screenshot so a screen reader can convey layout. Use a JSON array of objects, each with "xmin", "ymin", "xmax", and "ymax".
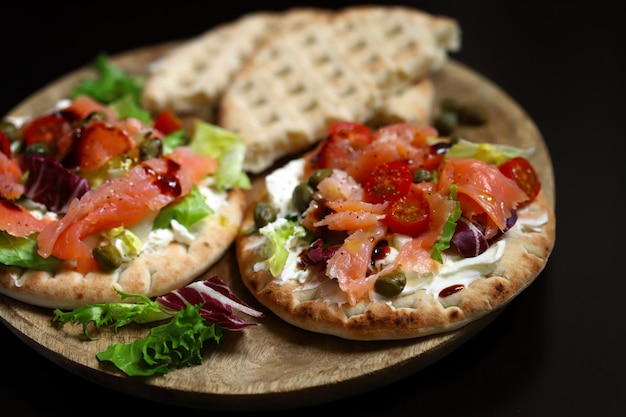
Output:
[
  {"xmin": 154, "ymin": 109, "xmax": 184, "ymax": 135},
  {"xmin": 23, "ymin": 113, "xmax": 72, "ymax": 149},
  {"xmin": 499, "ymin": 156, "xmax": 541, "ymax": 204},
  {"xmin": 313, "ymin": 122, "xmax": 373, "ymax": 170},
  {"xmin": 363, "ymin": 160, "xmax": 412, "ymax": 203},
  {"xmin": 385, "ymin": 188, "xmax": 430, "ymax": 236},
  {"xmin": 0, "ymin": 131, "xmax": 11, "ymax": 157}
]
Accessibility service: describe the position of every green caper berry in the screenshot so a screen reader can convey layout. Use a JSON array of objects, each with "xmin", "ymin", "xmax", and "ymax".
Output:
[
  {"xmin": 459, "ymin": 102, "xmax": 489, "ymax": 126},
  {"xmin": 292, "ymin": 182, "xmax": 314, "ymax": 213},
  {"xmin": 82, "ymin": 111, "xmax": 107, "ymax": 124},
  {"xmin": 307, "ymin": 168, "xmax": 333, "ymax": 189},
  {"xmin": 412, "ymin": 168, "xmax": 432, "ymax": 183},
  {"xmin": 24, "ymin": 143, "xmax": 50, "ymax": 160},
  {"xmin": 374, "ymin": 271, "xmax": 407, "ymax": 297},
  {"xmin": 139, "ymin": 137, "xmax": 163, "ymax": 161},
  {"xmin": 93, "ymin": 245, "xmax": 123, "ymax": 272},
  {"xmin": 434, "ymin": 111, "xmax": 458, "ymax": 136},
  {"xmin": 0, "ymin": 120, "xmax": 20, "ymax": 142},
  {"xmin": 440, "ymin": 97, "xmax": 463, "ymax": 114},
  {"xmin": 254, "ymin": 201, "xmax": 277, "ymax": 228},
  {"xmin": 449, "ymin": 135, "xmax": 465, "ymax": 146}
]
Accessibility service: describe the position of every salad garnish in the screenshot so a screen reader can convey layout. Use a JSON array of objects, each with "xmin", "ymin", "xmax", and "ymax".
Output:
[{"xmin": 53, "ymin": 276, "xmax": 264, "ymax": 377}]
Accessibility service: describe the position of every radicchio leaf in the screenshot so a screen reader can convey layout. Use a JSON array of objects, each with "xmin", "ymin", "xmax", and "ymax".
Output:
[
  {"xmin": 452, "ymin": 210, "xmax": 519, "ymax": 258},
  {"xmin": 156, "ymin": 276, "xmax": 264, "ymax": 330},
  {"xmin": 451, "ymin": 217, "xmax": 489, "ymax": 258},
  {"xmin": 24, "ymin": 154, "xmax": 90, "ymax": 214},
  {"xmin": 299, "ymin": 237, "xmax": 340, "ymax": 268}
]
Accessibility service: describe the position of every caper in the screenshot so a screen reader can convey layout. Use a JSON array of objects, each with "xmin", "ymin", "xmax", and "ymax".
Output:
[
  {"xmin": 440, "ymin": 97, "xmax": 463, "ymax": 114},
  {"xmin": 292, "ymin": 182, "xmax": 314, "ymax": 213},
  {"xmin": 374, "ymin": 271, "xmax": 407, "ymax": 297},
  {"xmin": 459, "ymin": 102, "xmax": 489, "ymax": 126},
  {"xmin": 81, "ymin": 111, "xmax": 107, "ymax": 124},
  {"xmin": 139, "ymin": 137, "xmax": 163, "ymax": 161},
  {"xmin": 434, "ymin": 110, "xmax": 458, "ymax": 136},
  {"xmin": 0, "ymin": 120, "xmax": 20, "ymax": 142},
  {"xmin": 254, "ymin": 201, "xmax": 277, "ymax": 228},
  {"xmin": 307, "ymin": 168, "xmax": 333, "ymax": 189},
  {"xmin": 24, "ymin": 143, "xmax": 50, "ymax": 160},
  {"xmin": 93, "ymin": 245, "xmax": 122, "ymax": 272},
  {"xmin": 412, "ymin": 168, "xmax": 432, "ymax": 183},
  {"xmin": 449, "ymin": 135, "xmax": 465, "ymax": 146}
]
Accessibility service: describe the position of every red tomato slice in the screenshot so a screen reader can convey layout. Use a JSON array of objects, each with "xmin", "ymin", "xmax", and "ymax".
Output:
[
  {"xmin": 385, "ymin": 188, "xmax": 430, "ymax": 236},
  {"xmin": 154, "ymin": 109, "xmax": 183, "ymax": 135},
  {"xmin": 0, "ymin": 132, "xmax": 11, "ymax": 158},
  {"xmin": 313, "ymin": 122, "xmax": 373, "ymax": 170},
  {"xmin": 23, "ymin": 113, "xmax": 73, "ymax": 153},
  {"xmin": 363, "ymin": 160, "xmax": 412, "ymax": 203},
  {"xmin": 498, "ymin": 156, "xmax": 541, "ymax": 204}
]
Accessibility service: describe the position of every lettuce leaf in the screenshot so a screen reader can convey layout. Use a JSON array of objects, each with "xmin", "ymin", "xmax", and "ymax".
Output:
[
  {"xmin": 259, "ymin": 218, "xmax": 307, "ymax": 277},
  {"xmin": 446, "ymin": 137, "xmax": 534, "ymax": 166},
  {"xmin": 189, "ymin": 120, "xmax": 250, "ymax": 190},
  {"xmin": 108, "ymin": 93, "xmax": 151, "ymax": 124},
  {"xmin": 162, "ymin": 130, "xmax": 189, "ymax": 154},
  {"xmin": 0, "ymin": 232, "xmax": 62, "ymax": 271},
  {"xmin": 152, "ymin": 186, "xmax": 213, "ymax": 230},
  {"xmin": 430, "ymin": 185, "xmax": 462, "ymax": 263}
]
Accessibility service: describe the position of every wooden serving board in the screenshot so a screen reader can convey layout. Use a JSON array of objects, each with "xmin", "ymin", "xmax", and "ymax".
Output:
[{"xmin": 0, "ymin": 45, "xmax": 554, "ymax": 412}]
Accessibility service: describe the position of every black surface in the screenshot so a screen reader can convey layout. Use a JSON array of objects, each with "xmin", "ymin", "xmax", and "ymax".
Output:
[{"xmin": 0, "ymin": 1, "xmax": 623, "ymax": 416}]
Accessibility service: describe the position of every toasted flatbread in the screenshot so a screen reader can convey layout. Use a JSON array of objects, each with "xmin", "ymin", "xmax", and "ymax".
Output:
[
  {"xmin": 141, "ymin": 7, "xmax": 333, "ymax": 121},
  {"xmin": 370, "ymin": 77, "xmax": 435, "ymax": 127},
  {"xmin": 0, "ymin": 187, "xmax": 245, "ymax": 310},
  {"xmin": 219, "ymin": 5, "xmax": 460, "ymax": 173},
  {"xmin": 236, "ymin": 172, "xmax": 555, "ymax": 341}
]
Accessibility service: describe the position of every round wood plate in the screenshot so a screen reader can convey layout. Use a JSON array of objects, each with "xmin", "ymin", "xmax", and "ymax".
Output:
[{"xmin": 0, "ymin": 44, "xmax": 554, "ymax": 412}]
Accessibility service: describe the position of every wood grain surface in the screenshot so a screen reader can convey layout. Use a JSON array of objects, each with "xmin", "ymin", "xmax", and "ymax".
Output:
[{"xmin": 0, "ymin": 44, "xmax": 554, "ymax": 412}]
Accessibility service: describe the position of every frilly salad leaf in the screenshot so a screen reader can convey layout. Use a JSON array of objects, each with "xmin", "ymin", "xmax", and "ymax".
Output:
[
  {"xmin": 96, "ymin": 305, "xmax": 223, "ymax": 376},
  {"xmin": 71, "ymin": 53, "xmax": 143, "ymax": 106},
  {"xmin": 189, "ymin": 120, "xmax": 251, "ymax": 190},
  {"xmin": 52, "ymin": 276, "xmax": 263, "ymax": 377}
]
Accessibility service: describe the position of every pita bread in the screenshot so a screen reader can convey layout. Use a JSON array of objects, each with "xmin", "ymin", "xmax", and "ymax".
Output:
[
  {"xmin": 236, "ymin": 168, "xmax": 555, "ymax": 341},
  {"xmin": 0, "ymin": 187, "xmax": 246, "ymax": 310}
]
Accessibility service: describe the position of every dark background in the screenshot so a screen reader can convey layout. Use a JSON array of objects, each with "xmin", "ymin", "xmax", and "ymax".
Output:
[{"xmin": 0, "ymin": 1, "xmax": 623, "ymax": 416}]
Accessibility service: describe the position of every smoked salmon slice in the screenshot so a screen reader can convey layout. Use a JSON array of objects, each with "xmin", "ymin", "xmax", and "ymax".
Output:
[
  {"xmin": 326, "ymin": 222, "xmax": 387, "ymax": 305},
  {"xmin": 0, "ymin": 152, "xmax": 24, "ymax": 200},
  {"xmin": 438, "ymin": 157, "xmax": 528, "ymax": 238},
  {"xmin": 0, "ymin": 199, "xmax": 51, "ymax": 238},
  {"xmin": 37, "ymin": 156, "xmax": 194, "ymax": 274}
]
